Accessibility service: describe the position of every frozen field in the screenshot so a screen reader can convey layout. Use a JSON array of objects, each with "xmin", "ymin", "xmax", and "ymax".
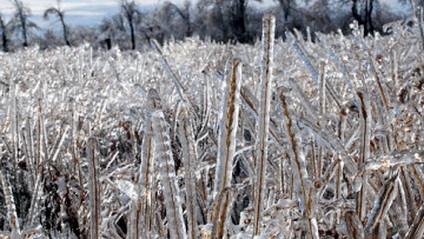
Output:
[{"xmin": 0, "ymin": 17, "xmax": 423, "ymax": 238}]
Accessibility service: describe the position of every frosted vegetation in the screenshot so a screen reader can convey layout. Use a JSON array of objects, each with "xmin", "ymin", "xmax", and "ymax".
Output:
[{"xmin": 0, "ymin": 14, "xmax": 423, "ymax": 238}]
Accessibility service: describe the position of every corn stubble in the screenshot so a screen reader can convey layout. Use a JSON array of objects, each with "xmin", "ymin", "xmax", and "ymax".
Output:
[{"xmin": 0, "ymin": 14, "xmax": 423, "ymax": 239}]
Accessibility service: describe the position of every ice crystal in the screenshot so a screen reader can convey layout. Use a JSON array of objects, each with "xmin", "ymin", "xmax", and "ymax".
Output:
[{"xmin": 0, "ymin": 16, "xmax": 423, "ymax": 238}]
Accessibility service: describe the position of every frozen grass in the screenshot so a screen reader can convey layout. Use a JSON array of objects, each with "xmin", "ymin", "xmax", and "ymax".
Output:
[{"xmin": 0, "ymin": 17, "xmax": 423, "ymax": 238}]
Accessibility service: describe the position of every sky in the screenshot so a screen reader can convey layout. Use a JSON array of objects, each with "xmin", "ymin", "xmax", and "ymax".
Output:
[
  {"xmin": 0, "ymin": 0, "xmax": 190, "ymax": 27},
  {"xmin": 0, "ymin": 0, "xmax": 409, "ymax": 29},
  {"xmin": 0, "ymin": 0, "xmax": 277, "ymax": 28},
  {"xmin": 0, "ymin": 0, "xmax": 273, "ymax": 28}
]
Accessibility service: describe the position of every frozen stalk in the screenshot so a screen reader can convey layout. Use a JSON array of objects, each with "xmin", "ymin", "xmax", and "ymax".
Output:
[
  {"xmin": 357, "ymin": 90, "xmax": 371, "ymax": 221},
  {"xmin": 279, "ymin": 88, "xmax": 318, "ymax": 239},
  {"xmin": 253, "ymin": 13, "xmax": 275, "ymax": 236},
  {"xmin": 87, "ymin": 137, "xmax": 100, "ymax": 239},
  {"xmin": 405, "ymin": 203, "xmax": 424, "ymax": 239},
  {"xmin": 0, "ymin": 171, "xmax": 21, "ymax": 237},
  {"xmin": 136, "ymin": 89, "xmax": 160, "ymax": 239},
  {"xmin": 365, "ymin": 172, "xmax": 398, "ymax": 236},
  {"xmin": 240, "ymin": 86, "xmax": 286, "ymax": 153},
  {"xmin": 344, "ymin": 211, "xmax": 365, "ymax": 239},
  {"xmin": 214, "ymin": 59, "xmax": 243, "ymax": 196},
  {"xmin": 151, "ymin": 109, "xmax": 186, "ymax": 239},
  {"xmin": 150, "ymin": 38, "xmax": 198, "ymax": 120},
  {"xmin": 178, "ymin": 105, "xmax": 199, "ymax": 239},
  {"xmin": 212, "ymin": 58, "xmax": 242, "ymax": 239}
]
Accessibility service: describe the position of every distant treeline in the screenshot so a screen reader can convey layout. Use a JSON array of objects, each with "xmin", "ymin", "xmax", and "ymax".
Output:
[{"xmin": 0, "ymin": 0, "xmax": 418, "ymax": 51}]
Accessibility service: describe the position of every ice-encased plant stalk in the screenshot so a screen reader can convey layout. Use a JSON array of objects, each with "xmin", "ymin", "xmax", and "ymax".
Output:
[
  {"xmin": 151, "ymin": 109, "xmax": 186, "ymax": 239},
  {"xmin": 213, "ymin": 59, "xmax": 243, "ymax": 195},
  {"xmin": 279, "ymin": 87, "xmax": 318, "ymax": 239},
  {"xmin": 87, "ymin": 137, "xmax": 100, "ymax": 239},
  {"xmin": 253, "ymin": 13, "xmax": 275, "ymax": 236},
  {"xmin": 212, "ymin": 58, "xmax": 242, "ymax": 239},
  {"xmin": 0, "ymin": 171, "xmax": 21, "ymax": 237},
  {"xmin": 178, "ymin": 105, "xmax": 199, "ymax": 239}
]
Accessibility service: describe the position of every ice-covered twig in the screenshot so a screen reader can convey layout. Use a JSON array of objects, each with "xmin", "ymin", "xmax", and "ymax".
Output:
[{"xmin": 253, "ymin": 13, "xmax": 275, "ymax": 236}]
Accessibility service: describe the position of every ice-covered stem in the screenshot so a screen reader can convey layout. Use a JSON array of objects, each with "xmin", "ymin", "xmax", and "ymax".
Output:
[
  {"xmin": 211, "ymin": 188, "xmax": 232, "ymax": 239},
  {"xmin": 0, "ymin": 171, "xmax": 21, "ymax": 236},
  {"xmin": 253, "ymin": 13, "xmax": 275, "ymax": 236},
  {"xmin": 136, "ymin": 89, "xmax": 162, "ymax": 238},
  {"xmin": 418, "ymin": 7, "xmax": 424, "ymax": 50},
  {"xmin": 10, "ymin": 86, "xmax": 20, "ymax": 169},
  {"xmin": 240, "ymin": 86, "xmax": 286, "ymax": 153},
  {"xmin": 137, "ymin": 123, "xmax": 154, "ymax": 239},
  {"xmin": 70, "ymin": 98, "xmax": 83, "ymax": 186},
  {"xmin": 150, "ymin": 39, "xmax": 198, "ymax": 120},
  {"xmin": 211, "ymin": 58, "xmax": 242, "ymax": 238},
  {"xmin": 178, "ymin": 105, "xmax": 199, "ymax": 239},
  {"xmin": 287, "ymin": 34, "xmax": 341, "ymax": 108},
  {"xmin": 356, "ymin": 91, "xmax": 371, "ymax": 221},
  {"xmin": 214, "ymin": 59, "xmax": 243, "ymax": 196},
  {"xmin": 365, "ymin": 172, "xmax": 398, "ymax": 236},
  {"xmin": 87, "ymin": 137, "xmax": 100, "ymax": 239},
  {"xmin": 49, "ymin": 125, "xmax": 69, "ymax": 162},
  {"xmin": 279, "ymin": 88, "xmax": 317, "ymax": 239},
  {"xmin": 405, "ymin": 203, "xmax": 424, "ymax": 239},
  {"xmin": 344, "ymin": 211, "xmax": 365, "ymax": 239},
  {"xmin": 151, "ymin": 110, "xmax": 186, "ymax": 239}
]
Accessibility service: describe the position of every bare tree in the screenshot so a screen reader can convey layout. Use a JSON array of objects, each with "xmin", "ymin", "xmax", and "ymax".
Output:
[
  {"xmin": 227, "ymin": 0, "xmax": 250, "ymax": 42},
  {"xmin": 279, "ymin": 0, "xmax": 293, "ymax": 20},
  {"xmin": 119, "ymin": 0, "xmax": 140, "ymax": 50},
  {"xmin": 0, "ymin": 13, "xmax": 9, "ymax": 52},
  {"xmin": 10, "ymin": 0, "xmax": 37, "ymax": 47},
  {"xmin": 353, "ymin": 0, "xmax": 375, "ymax": 36},
  {"xmin": 99, "ymin": 14, "xmax": 127, "ymax": 49},
  {"xmin": 44, "ymin": 0, "xmax": 71, "ymax": 46},
  {"xmin": 196, "ymin": 0, "xmax": 260, "ymax": 43},
  {"xmin": 158, "ymin": 1, "xmax": 192, "ymax": 38}
]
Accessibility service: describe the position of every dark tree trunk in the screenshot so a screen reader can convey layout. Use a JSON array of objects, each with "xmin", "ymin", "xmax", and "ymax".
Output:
[
  {"xmin": 352, "ymin": 0, "xmax": 375, "ymax": 36},
  {"xmin": 21, "ymin": 15, "xmax": 28, "ymax": 47},
  {"xmin": 59, "ymin": 13, "xmax": 70, "ymax": 47},
  {"xmin": 129, "ymin": 17, "xmax": 135, "ymax": 50},
  {"xmin": 229, "ymin": 0, "xmax": 249, "ymax": 43},
  {"xmin": 0, "ymin": 17, "xmax": 8, "ymax": 52},
  {"xmin": 280, "ymin": 0, "xmax": 292, "ymax": 20},
  {"xmin": 364, "ymin": 0, "xmax": 374, "ymax": 36}
]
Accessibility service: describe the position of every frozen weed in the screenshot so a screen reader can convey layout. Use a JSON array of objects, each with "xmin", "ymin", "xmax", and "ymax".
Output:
[{"xmin": 0, "ymin": 16, "xmax": 423, "ymax": 238}]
